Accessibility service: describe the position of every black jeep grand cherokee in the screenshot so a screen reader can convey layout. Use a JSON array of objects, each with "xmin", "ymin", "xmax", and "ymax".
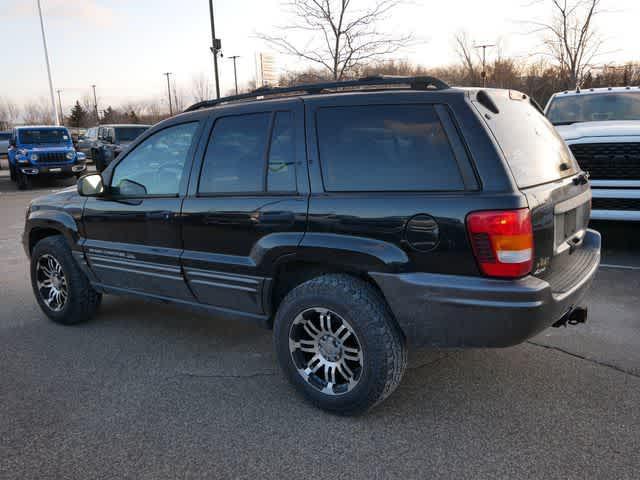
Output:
[{"xmin": 23, "ymin": 76, "xmax": 600, "ymax": 414}]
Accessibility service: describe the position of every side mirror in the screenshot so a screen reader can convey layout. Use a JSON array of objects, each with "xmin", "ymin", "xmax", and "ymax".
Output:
[
  {"xmin": 106, "ymin": 135, "xmax": 114, "ymax": 144},
  {"xmin": 77, "ymin": 174, "xmax": 104, "ymax": 197}
]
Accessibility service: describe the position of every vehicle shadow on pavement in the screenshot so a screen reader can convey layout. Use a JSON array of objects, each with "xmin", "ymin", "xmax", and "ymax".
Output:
[{"xmin": 3, "ymin": 295, "xmax": 638, "ymax": 479}]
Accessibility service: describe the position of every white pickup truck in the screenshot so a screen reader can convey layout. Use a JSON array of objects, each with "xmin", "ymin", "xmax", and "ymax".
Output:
[{"xmin": 546, "ymin": 86, "xmax": 640, "ymax": 221}]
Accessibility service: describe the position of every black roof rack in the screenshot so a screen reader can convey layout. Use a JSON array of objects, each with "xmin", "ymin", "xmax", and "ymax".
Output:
[{"xmin": 184, "ymin": 75, "xmax": 450, "ymax": 112}]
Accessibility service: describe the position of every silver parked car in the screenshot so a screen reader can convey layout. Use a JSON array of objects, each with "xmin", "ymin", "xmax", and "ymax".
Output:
[
  {"xmin": 0, "ymin": 131, "xmax": 11, "ymax": 165},
  {"xmin": 546, "ymin": 86, "xmax": 640, "ymax": 221}
]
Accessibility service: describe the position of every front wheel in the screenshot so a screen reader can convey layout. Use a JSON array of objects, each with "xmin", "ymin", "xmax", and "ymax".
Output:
[
  {"xmin": 17, "ymin": 171, "xmax": 31, "ymax": 190},
  {"xmin": 274, "ymin": 274, "xmax": 407, "ymax": 415},
  {"xmin": 31, "ymin": 235, "xmax": 102, "ymax": 325}
]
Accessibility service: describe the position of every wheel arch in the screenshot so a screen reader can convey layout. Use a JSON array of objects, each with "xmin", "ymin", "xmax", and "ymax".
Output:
[{"xmin": 25, "ymin": 212, "xmax": 80, "ymax": 257}]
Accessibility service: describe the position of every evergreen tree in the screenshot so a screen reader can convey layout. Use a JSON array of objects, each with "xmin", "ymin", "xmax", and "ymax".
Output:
[
  {"xmin": 129, "ymin": 110, "xmax": 139, "ymax": 124},
  {"xmin": 68, "ymin": 101, "xmax": 87, "ymax": 128},
  {"xmin": 102, "ymin": 106, "xmax": 116, "ymax": 124}
]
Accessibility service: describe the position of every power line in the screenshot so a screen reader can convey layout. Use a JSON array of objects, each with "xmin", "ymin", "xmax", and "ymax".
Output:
[
  {"xmin": 163, "ymin": 72, "xmax": 173, "ymax": 115},
  {"xmin": 228, "ymin": 56, "xmax": 240, "ymax": 95},
  {"xmin": 56, "ymin": 89, "xmax": 64, "ymax": 125},
  {"xmin": 474, "ymin": 43, "xmax": 496, "ymax": 88}
]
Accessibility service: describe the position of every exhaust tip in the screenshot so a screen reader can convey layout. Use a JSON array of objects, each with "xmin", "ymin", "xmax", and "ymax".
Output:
[{"xmin": 552, "ymin": 307, "xmax": 587, "ymax": 328}]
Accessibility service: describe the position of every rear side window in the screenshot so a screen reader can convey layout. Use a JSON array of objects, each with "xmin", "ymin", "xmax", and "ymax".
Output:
[
  {"xmin": 316, "ymin": 105, "xmax": 464, "ymax": 192},
  {"xmin": 477, "ymin": 92, "xmax": 578, "ymax": 188},
  {"xmin": 199, "ymin": 111, "xmax": 297, "ymax": 194},
  {"xmin": 267, "ymin": 112, "xmax": 296, "ymax": 192}
]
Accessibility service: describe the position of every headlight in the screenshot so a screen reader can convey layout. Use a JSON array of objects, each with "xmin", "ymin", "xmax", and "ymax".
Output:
[
  {"xmin": 29, "ymin": 153, "xmax": 38, "ymax": 161},
  {"xmin": 66, "ymin": 151, "xmax": 75, "ymax": 160}
]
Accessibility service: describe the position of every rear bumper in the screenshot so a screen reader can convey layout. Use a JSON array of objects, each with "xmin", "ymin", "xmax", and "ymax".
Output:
[{"xmin": 371, "ymin": 229, "xmax": 601, "ymax": 348}]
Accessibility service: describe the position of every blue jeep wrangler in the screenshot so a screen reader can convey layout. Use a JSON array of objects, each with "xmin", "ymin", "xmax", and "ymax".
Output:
[{"xmin": 8, "ymin": 126, "xmax": 87, "ymax": 190}]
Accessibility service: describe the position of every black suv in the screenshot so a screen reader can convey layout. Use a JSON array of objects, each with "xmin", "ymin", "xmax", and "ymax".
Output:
[
  {"xmin": 23, "ymin": 77, "xmax": 600, "ymax": 414},
  {"xmin": 92, "ymin": 124, "xmax": 150, "ymax": 172}
]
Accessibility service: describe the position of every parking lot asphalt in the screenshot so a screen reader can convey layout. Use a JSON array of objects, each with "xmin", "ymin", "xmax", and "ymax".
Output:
[{"xmin": 1, "ymin": 172, "xmax": 639, "ymax": 479}]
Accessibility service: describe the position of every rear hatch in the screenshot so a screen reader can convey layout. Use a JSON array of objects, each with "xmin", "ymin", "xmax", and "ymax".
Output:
[{"xmin": 472, "ymin": 90, "xmax": 596, "ymax": 292}]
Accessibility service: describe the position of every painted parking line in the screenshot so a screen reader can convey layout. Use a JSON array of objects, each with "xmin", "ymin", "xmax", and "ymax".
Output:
[{"xmin": 600, "ymin": 263, "xmax": 640, "ymax": 271}]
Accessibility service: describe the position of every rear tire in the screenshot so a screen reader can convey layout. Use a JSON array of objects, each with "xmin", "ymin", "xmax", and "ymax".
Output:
[
  {"xmin": 30, "ymin": 235, "xmax": 102, "ymax": 325},
  {"xmin": 274, "ymin": 274, "xmax": 407, "ymax": 415}
]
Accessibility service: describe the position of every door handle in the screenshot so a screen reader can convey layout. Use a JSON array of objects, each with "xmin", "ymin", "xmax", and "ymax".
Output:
[
  {"xmin": 146, "ymin": 211, "xmax": 172, "ymax": 221},
  {"xmin": 258, "ymin": 211, "xmax": 295, "ymax": 224}
]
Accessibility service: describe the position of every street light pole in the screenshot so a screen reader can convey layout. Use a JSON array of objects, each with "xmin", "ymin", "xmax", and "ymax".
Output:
[
  {"xmin": 163, "ymin": 72, "xmax": 173, "ymax": 115},
  {"xmin": 37, "ymin": 0, "xmax": 60, "ymax": 125},
  {"xmin": 208, "ymin": 0, "xmax": 221, "ymax": 99},
  {"xmin": 228, "ymin": 56, "xmax": 240, "ymax": 95},
  {"xmin": 56, "ymin": 89, "xmax": 64, "ymax": 125},
  {"xmin": 91, "ymin": 84, "xmax": 99, "ymax": 124},
  {"xmin": 474, "ymin": 43, "xmax": 495, "ymax": 88}
]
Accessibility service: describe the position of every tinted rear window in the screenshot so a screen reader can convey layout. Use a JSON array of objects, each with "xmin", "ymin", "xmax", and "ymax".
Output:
[
  {"xmin": 115, "ymin": 127, "xmax": 148, "ymax": 141},
  {"xmin": 0, "ymin": 133, "xmax": 10, "ymax": 141},
  {"xmin": 316, "ymin": 105, "xmax": 464, "ymax": 192},
  {"xmin": 476, "ymin": 92, "xmax": 578, "ymax": 188}
]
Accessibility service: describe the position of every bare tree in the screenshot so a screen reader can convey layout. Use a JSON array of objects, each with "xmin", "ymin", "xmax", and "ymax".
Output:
[
  {"xmin": 22, "ymin": 98, "xmax": 55, "ymax": 125},
  {"xmin": 258, "ymin": 0, "xmax": 414, "ymax": 80},
  {"xmin": 530, "ymin": 0, "xmax": 603, "ymax": 87},
  {"xmin": 191, "ymin": 73, "xmax": 213, "ymax": 103},
  {"xmin": 453, "ymin": 31, "xmax": 479, "ymax": 85},
  {"xmin": 0, "ymin": 97, "xmax": 20, "ymax": 129}
]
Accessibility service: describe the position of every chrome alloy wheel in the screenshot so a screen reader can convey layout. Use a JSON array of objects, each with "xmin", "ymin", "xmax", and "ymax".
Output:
[
  {"xmin": 289, "ymin": 307, "xmax": 364, "ymax": 396},
  {"xmin": 36, "ymin": 254, "xmax": 68, "ymax": 312}
]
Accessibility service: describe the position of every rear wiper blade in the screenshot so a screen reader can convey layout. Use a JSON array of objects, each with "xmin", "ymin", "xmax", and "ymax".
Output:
[{"xmin": 553, "ymin": 121, "xmax": 576, "ymax": 126}]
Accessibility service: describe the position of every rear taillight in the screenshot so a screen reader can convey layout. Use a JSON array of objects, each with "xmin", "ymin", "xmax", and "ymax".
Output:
[{"xmin": 466, "ymin": 209, "xmax": 533, "ymax": 278}]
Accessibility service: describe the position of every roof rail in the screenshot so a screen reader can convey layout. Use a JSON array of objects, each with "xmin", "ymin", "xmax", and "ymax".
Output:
[{"xmin": 184, "ymin": 75, "xmax": 450, "ymax": 112}]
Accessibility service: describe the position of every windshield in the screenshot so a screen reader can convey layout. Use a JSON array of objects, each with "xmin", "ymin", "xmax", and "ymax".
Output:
[
  {"xmin": 18, "ymin": 128, "xmax": 71, "ymax": 145},
  {"xmin": 547, "ymin": 92, "xmax": 640, "ymax": 125},
  {"xmin": 115, "ymin": 127, "xmax": 148, "ymax": 142}
]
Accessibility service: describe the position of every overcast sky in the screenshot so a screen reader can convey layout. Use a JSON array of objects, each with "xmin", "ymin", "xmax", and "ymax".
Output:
[{"xmin": 1, "ymin": 0, "xmax": 638, "ymax": 113}]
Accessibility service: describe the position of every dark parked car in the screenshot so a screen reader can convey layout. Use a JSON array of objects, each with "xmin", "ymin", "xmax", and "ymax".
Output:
[
  {"xmin": 92, "ymin": 124, "xmax": 150, "ymax": 171},
  {"xmin": 23, "ymin": 77, "xmax": 600, "ymax": 414},
  {"xmin": 75, "ymin": 126, "xmax": 99, "ymax": 161}
]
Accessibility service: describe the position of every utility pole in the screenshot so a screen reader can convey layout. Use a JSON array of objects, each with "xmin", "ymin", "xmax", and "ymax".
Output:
[
  {"xmin": 228, "ymin": 56, "xmax": 240, "ymax": 95},
  {"xmin": 37, "ymin": 0, "xmax": 60, "ymax": 125},
  {"xmin": 474, "ymin": 43, "xmax": 495, "ymax": 88},
  {"xmin": 208, "ymin": 0, "xmax": 221, "ymax": 98},
  {"xmin": 163, "ymin": 72, "xmax": 173, "ymax": 115},
  {"xmin": 91, "ymin": 84, "xmax": 99, "ymax": 124},
  {"xmin": 56, "ymin": 89, "xmax": 64, "ymax": 125}
]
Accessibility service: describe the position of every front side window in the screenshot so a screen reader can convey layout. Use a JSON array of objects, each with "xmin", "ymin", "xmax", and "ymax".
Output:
[
  {"xmin": 316, "ymin": 105, "xmax": 464, "ymax": 192},
  {"xmin": 111, "ymin": 122, "xmax": 198, "ymax": 196},
  {"xmin": 199, "ymin": 113, "xmax": 271, "ymax": 194}
]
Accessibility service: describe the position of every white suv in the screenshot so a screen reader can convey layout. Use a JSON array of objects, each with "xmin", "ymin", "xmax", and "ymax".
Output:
[{"xmin": 546, "ymin": 86, "xmax": 640, "ymax": 221}]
